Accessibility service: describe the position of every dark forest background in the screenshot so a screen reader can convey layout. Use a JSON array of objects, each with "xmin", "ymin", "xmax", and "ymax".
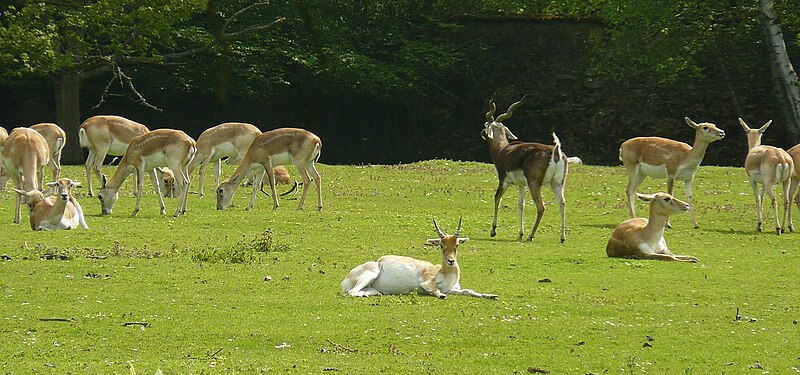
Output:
[{"xmin": 1, "ymin": 1, "xmax": 799, "ymax": 166}]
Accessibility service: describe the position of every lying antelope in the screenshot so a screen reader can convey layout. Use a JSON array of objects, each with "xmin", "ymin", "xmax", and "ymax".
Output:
[
  {"xmin": 79, "ymin": 115, "xmax": 150, "ymax": 196},
  {"xmin": 189, "ymin": 122, "xmax": 262, "ymax": 197},
  {"xmin": 2, "ymin": 128, "xmax": 49, "ymax": 224},
  {"xmin": 14, "ymin": 178, "xmax": 88, "ymax": 231},
  {"xmin": 619, "ymin": 117, "xmax": 725, "ymax": 229},
  {"xmin": 341, "ymin": 218, "xmax": 498, "ymax": 299},
  {"xmin": 97, "ymin": 129, "xmax": 196, "ymax": 217},
  {"xmin": 481, "ymin": 96, "xmax": 568, "ymax": 242},
  {"xmin": 216, "ymin": 128, "xmax": 322, "ymax": 211},
  {"xmin": 606, "ymin": 192, "xmax": 698, "ymax": 262},
  {"xmin": 154, "ymin": 167, "xmax": 175, "ymax": 198},
  {"xmin": 30, "ymin": 123, "xmax": 66, "ymax": 183},
  {"xmin": 739, "ymin": 118, "xmax": 793, "ymax": 234}
]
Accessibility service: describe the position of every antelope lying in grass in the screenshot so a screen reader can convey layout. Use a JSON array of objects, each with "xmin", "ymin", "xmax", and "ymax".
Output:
[
  {"xmin": 342, "ymin": 218, "xmax": 498, "ymax": 299},
  {"xmin": 739, "ymin": 118, "xmax": 793, "ymax": 234},
  {"xmin": 619, "ymin": 117, "xmax": 725, "ymax": 229},
  {"xmin": 481, "ymin": 96, "xmax": 568, "ymax": 242},
  {"xmin": 216, "ymin": 128, "xmax": 322, "ymax": 211},
  {"xmin": 30, "ymin": 123, "xmax": 66, "ymax": 183},
  {"xmin": 606, "ymin": 192, "xmax": 698, "ymax": 262},
  {"xmin": 79, "ymin": 115, "xmax": 150, "ymax": 196},
  {"xmin": 14, "ymin": 178, "xmax": 88, "ymax": 231},
  {"xmin": 2, "ymin": 128, "xmax": 49, "ymax": 224},
  {"xmin": 97, "ymin": 129, "xmax": 196, "ymax": 217}
]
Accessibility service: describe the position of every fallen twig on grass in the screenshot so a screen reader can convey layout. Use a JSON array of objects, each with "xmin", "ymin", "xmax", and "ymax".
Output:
[
  {"xmin": 326, "ymin": 339, "xmax": 357, "ymax": 353},
  {"xmin": 122, "ymin": 322, "xmax": 151, "ymax": 327}
]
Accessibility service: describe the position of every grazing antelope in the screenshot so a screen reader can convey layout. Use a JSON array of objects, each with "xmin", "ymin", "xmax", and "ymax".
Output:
[
  {"xmin": 1, "ymin": 128, "xmax": 49, "ymax": 224},
  {"xmin": 97, "ymin": 129, "xmax": 196, "ymax": 217},
  {"xmin": 189, "ymin": 122, "xmax": 263, "ymax": 197},
  {"xmin": 13, "ymin": 178, "xmax": 88, "ymax": 231},
  {"xmin": 30, "ymin": 123, "xmax": 66, "ymax": 183},
  {"xmin": 79, "ymin": 115, "xmax": 150, "ymax": 196},
  {"xmin": 154, "ymin": 167, "xmax": 175, "ymax": 198},
  {"xmin": 619, "ymin": 117, "xmax": 725, "ymax": 229},
  {"xmin": 739, "ymin": 118, "xmax": 793, "ymax": 234},
  {"xmin": 481, "ymin": 96, "xmax": 568, "ymax": 242},
  {"xmin": 606, "ymin": 192, "xmax": 698, "ymax": 262},
  {"xmin": 341, "ymin": 218, "xmax": 498, "ymax": 299},
  {"xmin": 216, "ymin": 128, "xmax": 322, "ymax": 211}
]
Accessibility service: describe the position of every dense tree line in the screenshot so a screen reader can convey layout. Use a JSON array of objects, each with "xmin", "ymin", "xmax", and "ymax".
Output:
[{"xmin": 1, "ymin": 1, "xmax": 799, "ymax": 165}]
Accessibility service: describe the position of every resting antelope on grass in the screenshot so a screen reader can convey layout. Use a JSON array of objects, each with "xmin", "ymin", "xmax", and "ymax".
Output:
[
  {"xmin": 739, "ymin": 118, "xmax": 793, "ymax": 234},
  {"xmin": 1, "ymin": 128, "xmax": 49, "ymax": 224},
  {"xmin": 97, "ymin": 129, "xmax": 196, "ymax": 217},
  {"xmin": 341, "ymin": 218, "xmax": 498, "ymax": 299},
  {"xmin": 14, "ymin": 178, "xmax": 88, "ymax": 231},
  {"xmin": 481, "ymin": 96, "xmax": 568, "ymax": 242},
  {"xmin": 79, "ymin": 115, "xmax": 150, "ymax": 196},
  {"xmin": 619, "ymin": 117, "xmax": 725, "ymax": 229},
  {"xmin": 606, "ymin": 192, "xmax": 698, "ymax": 262},
  {"xmin": 216, "ymin": 128, "xmax": 321, "ymax": 211}
]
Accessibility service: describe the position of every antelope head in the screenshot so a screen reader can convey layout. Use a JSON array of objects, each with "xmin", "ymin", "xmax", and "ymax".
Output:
[
  {"xmin": 481, "ymin": 95, "xmax": 526, "ymax": 142},
  {"xmin": 427, "ymin": 217, "xmax": 469, "ymax": 267}
]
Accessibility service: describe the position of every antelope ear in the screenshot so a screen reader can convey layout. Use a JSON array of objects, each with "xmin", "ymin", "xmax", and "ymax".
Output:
[
  {"xmin": 72, "ymin": 181, "xmax": 81, "ymax": 187},
  {"xmin": 504, "ymin": 127, "xmax": 518, "ymax": 141},
  {"xmin": 12, "ymin": 188, "xmax": 27, "ymax": 197},
  {"xmin": 636, "ymin": 193, "xmax": 656, "ymax": 202},
  {"xmin": 425, "ymin": 238, "xmax": 441, "ymax": 246},
  {"xmin": 482, "ymin": 127, "xmax": 494, "ymax": 140},
  {"xmin": 46, "ymin": 181, "xmax": 57, "ymax": 187},
  {"xmin": 758, "ymin": 120, "xmax": 773, "ymax": 133},
  {"xmin": 101, "ymin": 174, "xmax": 108, "ymax": 188},
  {"xmin": 738, "ymin": 117, "xmax": 751, "ymax": 132},
  {"xmin": 457, "ymin": 237, "xmax": 470, "ymax": 244},
  {"xmin": 684, "ymin": 117, "xmax": 698, "ymax": 129}
]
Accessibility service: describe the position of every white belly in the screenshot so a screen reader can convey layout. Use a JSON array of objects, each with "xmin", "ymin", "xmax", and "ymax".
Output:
[
  {"xmin": 269, "ymin": 151, "xmax": 292, "ymax": 167},
  {"xmin": 213, "ymin": 142, "xmax": 239, "ymax": 160},
  {"xmin": 36, "ymin": 217, "xmax": 78, "ymax": 231},
  {"xmin": 504, "ymin": 170, "xmax": 527, "ymax": 187},
  {"xmin": 639, "ymin": 162, "xmax": 668, "ymax": 178},
  {"xmin": 371, "ymin": 262, "xmax": 424, "ymax": 295},
  {"xmin": 107, "ymin": 140, "xmax": 130, "ymax": 156}
]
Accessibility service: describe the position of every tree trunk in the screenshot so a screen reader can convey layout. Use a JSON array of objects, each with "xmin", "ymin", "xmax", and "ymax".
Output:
[
  {"xmin": 760, "ymin": 0, "xmax": 800, "ymax": 141},
  {"xmin": 54, "ymin": 69, "xmax": 83, "ymax": 165}
]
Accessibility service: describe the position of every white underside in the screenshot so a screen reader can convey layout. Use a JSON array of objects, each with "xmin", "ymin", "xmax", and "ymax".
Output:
[
  {"xmin": 638, "ymin": 162, "xmax": 694, "ymax": 180},
  {"xmin": 107, "ymin": 140, "xmax": 130, "ymax": 156}
]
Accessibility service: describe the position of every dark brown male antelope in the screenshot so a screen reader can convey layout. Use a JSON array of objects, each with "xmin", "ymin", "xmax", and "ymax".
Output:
[{"xmin": 481, "ymin": 96, "xmax": 568, "ymax": 242}]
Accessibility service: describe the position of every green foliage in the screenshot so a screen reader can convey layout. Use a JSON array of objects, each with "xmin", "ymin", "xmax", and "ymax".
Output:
[
  {"xmin": 0, "ymin": 0, "xmax": 207, "ymax": 76},
  {"xmin": 1, "ymin": 162, "xmax": 799, "ymax": 373}
]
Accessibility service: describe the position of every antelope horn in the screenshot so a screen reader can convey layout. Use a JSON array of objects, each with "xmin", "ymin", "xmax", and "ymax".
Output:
[
  {"xmin": 454, "ymin": 216, "xmax": 463, "ymax": 237},
  {"xmin": 495, "ymin": 94, "xmax": 528, "ymax": 122},
  {"xmin": 485, "ymin": 96, "xmax": 497, "ymax": 122},
  {"xmin": 433, "ymin": 218, "xmax": 445, "ymax": 239}
]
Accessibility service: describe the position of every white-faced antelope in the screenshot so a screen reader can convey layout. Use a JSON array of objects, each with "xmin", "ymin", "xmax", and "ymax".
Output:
[
  {"xmin": 619, "ymin": 117, "xmax": 725, "ymax": 229},
  {"xmin": 30, "ymin": 123, "xmax": 66, "ymax": 184},
  {"xmin": 216, "ymin": 128, "xmax": 322, "ymax": 211},
  {"xmin": 481, "ymin": 96, "xmax": 568, "ymax": 242},
  {"xmin": 14, "ymin": 178, "xmax": 88, "ymax": 231},
  {"xmin": 97, "ymin": 129, "xmax": 196, "ymax": 217},
  {"xmin": 79, "ymin": 115, "xmax": 150, "ymax": 196},
  {"xmin": 341, "ymin": 218, "xmax": 498, "ymax": 299},
  {"xmin": 739, "ymin": 118, "xmax": 793, "ymax": 234},
  {"xmin": 189, "ymin": 122, "xmax": 262, "ymax": 197},
  {"xmin": 606, "ymin": 192, "xmax": 698, "ymax": 262},
  {"xmin": 1, "ymin": 128, "xmax": 50, "ymax": 224}
]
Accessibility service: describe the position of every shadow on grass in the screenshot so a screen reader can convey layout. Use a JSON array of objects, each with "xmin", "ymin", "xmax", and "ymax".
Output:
[{"xmin": 702, "ymin": 227, "xmax": 767, "ymax": 236}]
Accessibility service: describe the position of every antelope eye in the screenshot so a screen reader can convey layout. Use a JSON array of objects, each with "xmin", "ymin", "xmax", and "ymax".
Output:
[
  {"xmin": 664, "ymin": 197, "xmax": 672, "ymax": 202},
  {"xmin": 218, "ymin": 188, "xmax": 224, "ymax": 195}
]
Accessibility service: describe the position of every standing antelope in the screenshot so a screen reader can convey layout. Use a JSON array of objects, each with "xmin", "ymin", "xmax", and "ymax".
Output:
[
  {"xmin": 189, "ymin": 122, "xmax": 262, "ymax": 197},
  {"xmin": 14, "ymin": 178, "xmax": 88, "ymax": 230},
  {"xmin": 0, "ymin": 126, "xmax": 9, "ymax": 190},
  {"xmin": 1, "ymin": 128, "xmax": 49, "ymax": 224},
  {"xmin": 79, "ymin": 115, "xmax": 150, "ymax": 196},
  {"xmin": 97, "ymin": 129, "xmax": 196, "ymax": 217},
  {"xmin": 606, "ymin": 192, "xmax": 698, "ymax": 262},
  {"xmin": 619, "ymin": 117, "xmax": 725, "ymax": 229},
  {"xmin": 739, "ymin": 118, "xmax": 793, "ymax": 234},
  {"xmin": 30, "ymin": 123, "xmax": 66, "ymax": 183},
  {"xmin": 216, "ymin": 128, "xmax": 322, "ymax": 211},
  {"xmin": 342, "ymin": 218, "xmax": 498, "ymax": 299},
  {"xmin": 787, "ymin": 144, "xmax": 800, "ymax": 230},
  {"xmin": 481, "ymin": 96, "xmax": 568, "ymax": 242}
]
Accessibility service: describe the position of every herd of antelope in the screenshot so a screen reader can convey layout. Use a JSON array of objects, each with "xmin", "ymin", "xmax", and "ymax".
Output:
[{"xmin": 1, "ymin": 95, "xmax": 798, "ymax": 299}]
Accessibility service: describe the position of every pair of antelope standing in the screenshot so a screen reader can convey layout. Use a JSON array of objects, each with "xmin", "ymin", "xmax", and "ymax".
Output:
[{"xmin": 77, "ymin": 116, "xmax": 322, "ymax": 217}]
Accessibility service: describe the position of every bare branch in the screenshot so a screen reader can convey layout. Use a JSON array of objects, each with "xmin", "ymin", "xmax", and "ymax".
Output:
[{"xmin": 224, "ymin": 2, "xmax": 271, "ymax": 32}]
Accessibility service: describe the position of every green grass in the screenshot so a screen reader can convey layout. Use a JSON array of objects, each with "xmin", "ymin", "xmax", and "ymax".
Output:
[{"xmin": 1, "ymin": 161, "xmax": 799, "ymax": 374}]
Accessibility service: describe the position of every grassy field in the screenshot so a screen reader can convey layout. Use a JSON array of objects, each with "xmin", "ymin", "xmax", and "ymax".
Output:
[{"xmin": 0, "ymin": 161, "xmax": 798, "ymax": 374}]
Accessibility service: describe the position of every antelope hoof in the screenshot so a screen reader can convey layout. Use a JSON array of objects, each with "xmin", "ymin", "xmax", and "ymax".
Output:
[
  {"xmin": 756, "ymin": 223, "xmax": 762, "ymax": 232},
  {"xmin": 160, "ymin": 209, "xmax": 166, "ymax": 216},
  {"xmin": 490, "ymin": 228, "xmax": 497, "ymax": 237},
  {"xmin": 438, "ymin": 294, "xmax": 447, "ymax": 300},
  {"xmin": 317, "ymin": 205, "xmax": 323, "ymax": 211},
  {"xmin": 693, "ymin": 224, "xmax": 700, "ymax": 229},
  {"xmin": 486, "ymin": 294, "xmax": 499, "ymax": 300},
  {"xmin": 517, "ymin": 234, "xmax": 523, "ymax": 241},
  {"xmin": 526, "ymin": 235, "xmax": 534, "ymax": 241},
  {"xmin": 131, "ymin": 210, "xmax": 139, "ymax": 217},
  {"xmin": 776, "ymin": 227, "xmax": 782, "ymax": 235},
  {"xmin": 665, "ymin": 221, "xmax": 672, "ymax": 229},
  {"xmin": 560, "ymin": 237, "xmax": 566, "ymax": 244}
]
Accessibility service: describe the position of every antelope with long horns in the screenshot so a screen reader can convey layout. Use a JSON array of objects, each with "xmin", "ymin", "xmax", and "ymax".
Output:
[
  {"xmin": 341, "ymin": 218, "xmax": 498, "ymax": 299},
  {"xmin": 481, "ymin": 95, "xmax": 568, "ymax": 242}
]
